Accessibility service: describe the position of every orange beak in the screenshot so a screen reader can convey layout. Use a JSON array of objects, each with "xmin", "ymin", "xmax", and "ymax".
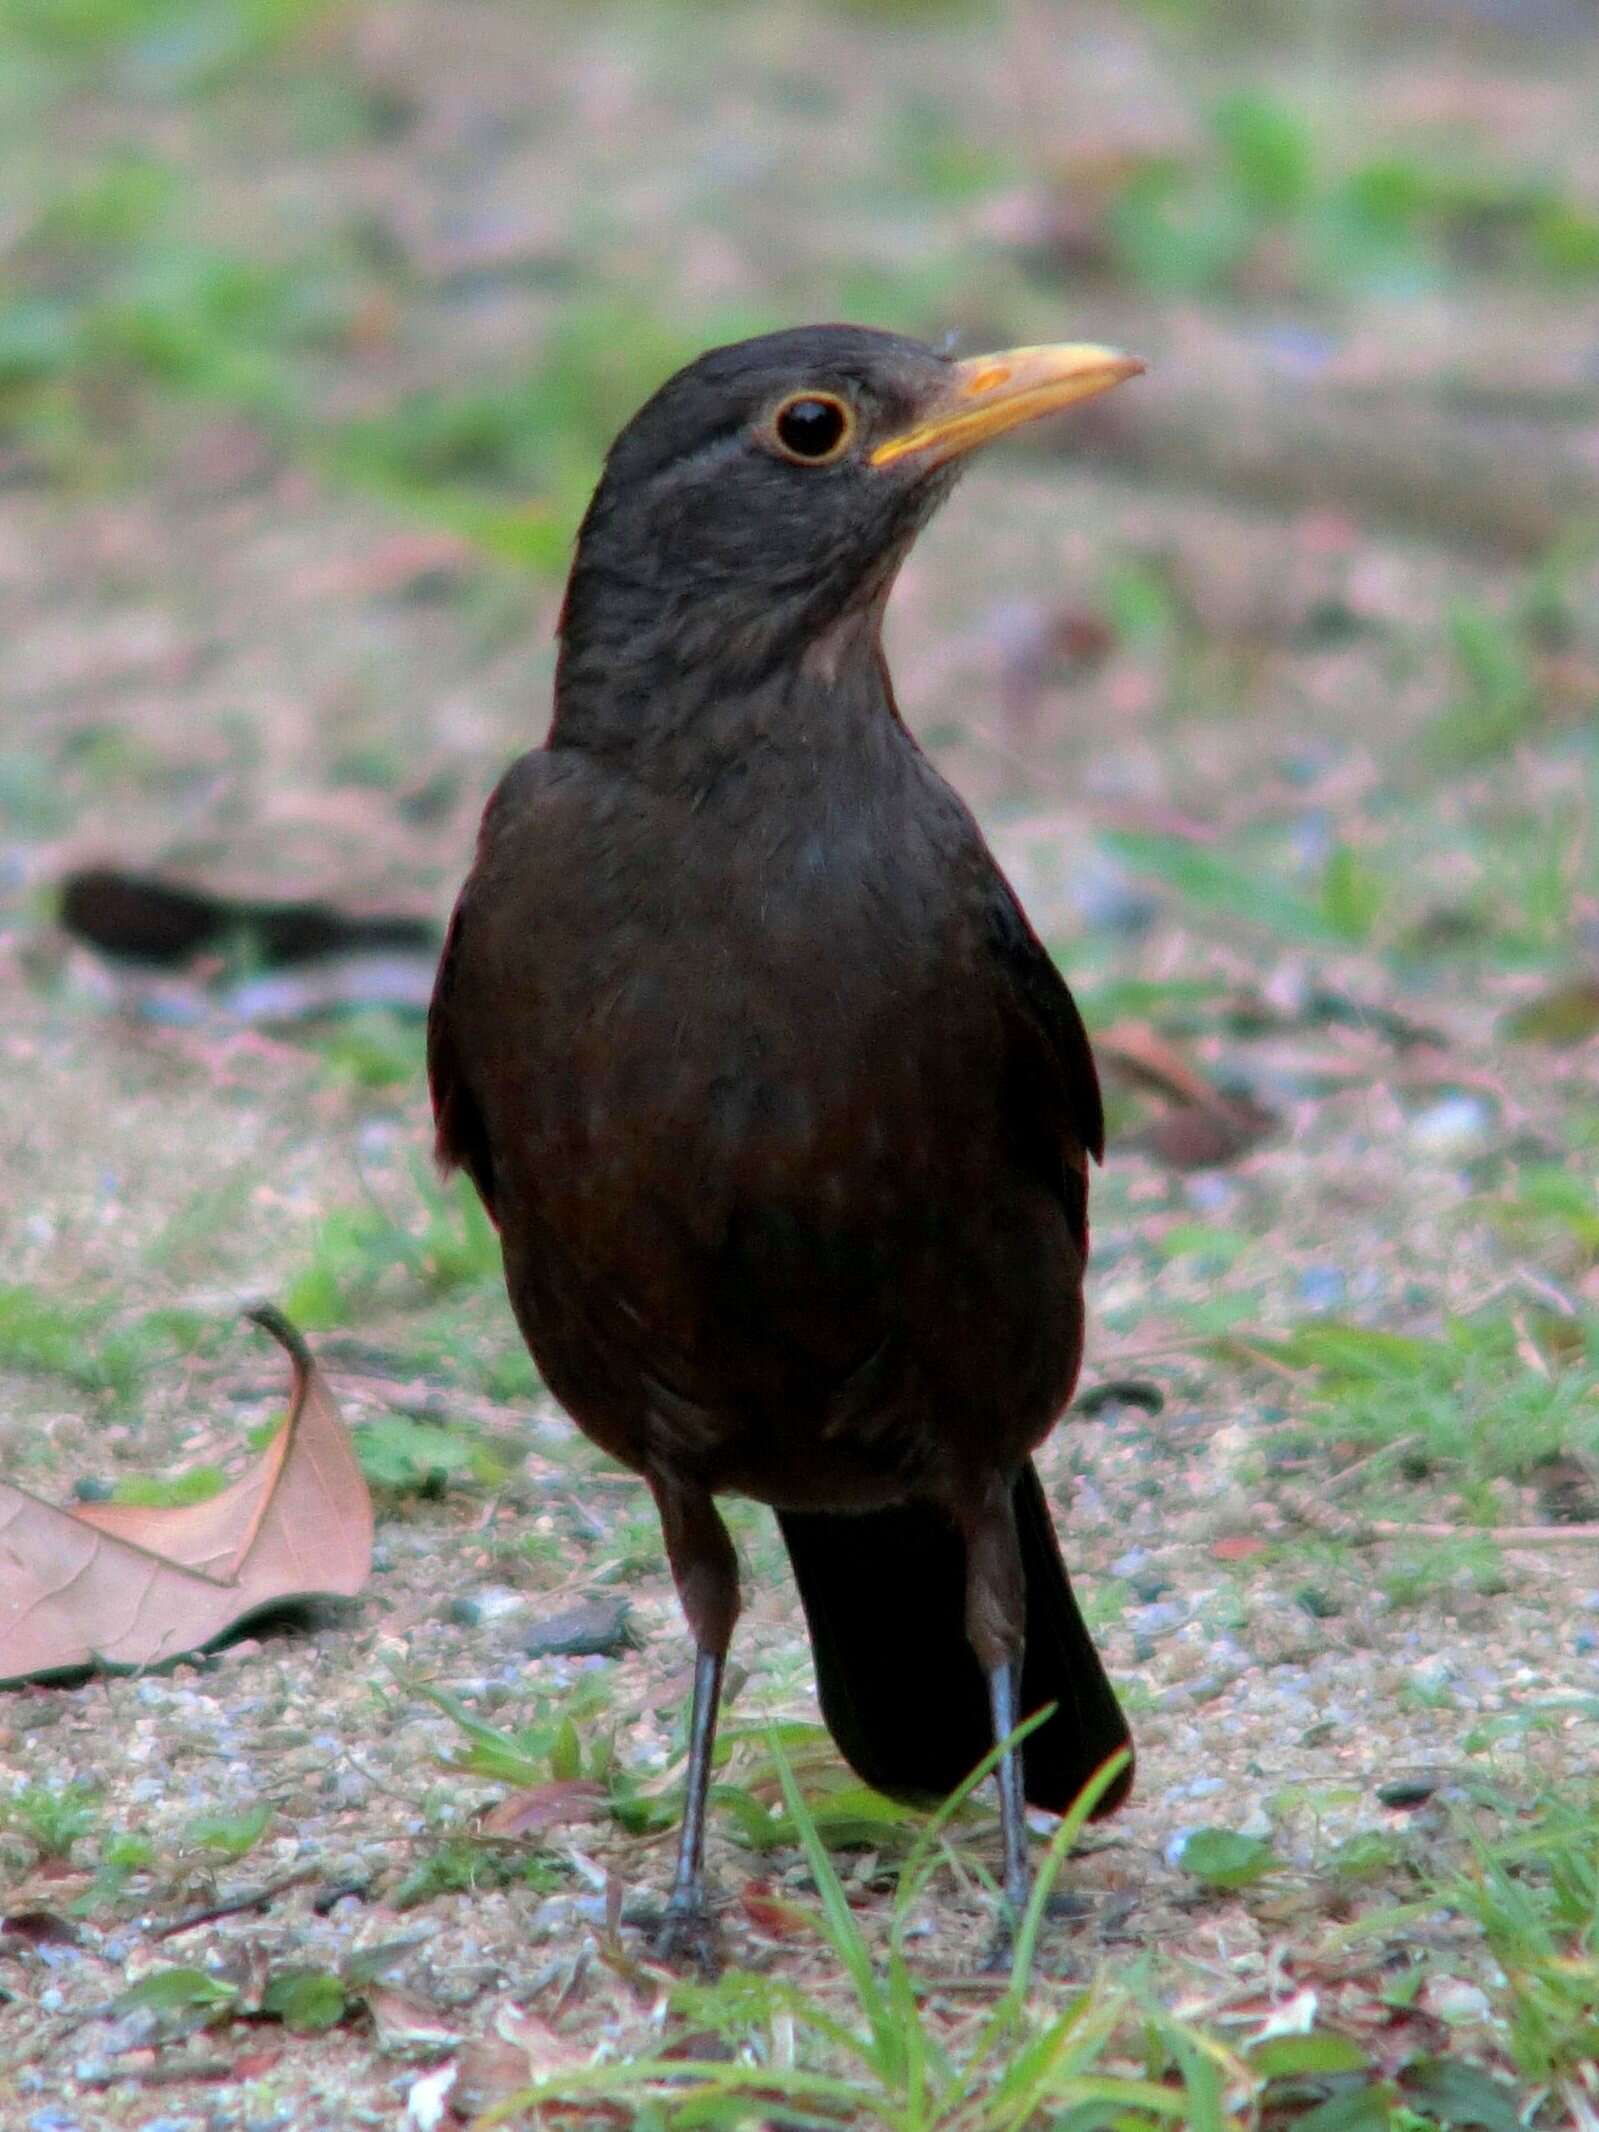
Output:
[{"xmin": 870, "ymin": 342, "xmax": 1144, "ymax": 471}]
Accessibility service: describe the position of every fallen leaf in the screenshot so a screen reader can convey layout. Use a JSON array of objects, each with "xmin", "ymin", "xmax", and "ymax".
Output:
[
  {"xmin": 479, "ymin": 1781, "xmax": 608, "ymax": 1839},
  {"xmin": 519, "ymin": 1597, "xmax": 639, "ymax": 1658},
  {"xmin": 230, "ymin": 2048, "xmax": 284, "ymax": 2080},
  {"xmin": 1532, "ymin": 1451, "xmax": 1599, "ymax": 1526},
  {"xmin": 366, "ymin": 1985, "xmax": 463, "ymax": 2059},
  {"xmin": 738, "ymin": 1881, "xmax": 814, "ymax": 1939},
  {"xmin": 1075, "ymin": 1377, "xmax": 1165, "ymax": 1417},
  {"xmin": 448, "ymin": 2035, "xmax": 527, "ymax": 2122},
  {"xmin": 1211, "ymin": 1536, "xmax": 1268, "ymax": 1562},
  {"xmin": 1, "ymin": 1908, "xmax": 81, "ymax": 1948},
  {"xmin": 1097, "ymin": 1020, "xmax": 1233, "ymax": 1111},
  {"xmin": 58, "ymin": 866, "xmax": 437, "ymax": 970},
  {"xmin": 1176, "ymin": 1828, "xmax": 1281, "ymax": 1888},
  {"xmin": 1141, "ymin": 1098, "xmax": 1276, "ymax": 1170},
  {"xmin": 1501, "ymin": 975, "xmax": 1599, "ymax": 1046},
  {"xmin": 493, "ymin": 2000, "xmax": 590, "ymax": 2074},
  {"xmin": 1097, "ymin": 1020, "xmax": 1277, "ymax": 1167},
  {"xmin": 260, "ymin": 1967, "xmax": 348, "ymax": 2034},
  {"xmin": 0, "ymin": 1307, "xmax": 373, "ymax": 1685}
]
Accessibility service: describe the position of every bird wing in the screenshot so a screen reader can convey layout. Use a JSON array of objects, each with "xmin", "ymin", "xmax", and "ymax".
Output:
[
  {"xmin": 427, "ymin": 751, "xmax": 554, "ymax": 1224},
  {"xmin": 984, "ymin": 877, "xmax": 1104, "ymax": 1255},
  {"xmin": 427, "ymin": 896, "xmax": 499, "ymax": 1221}
]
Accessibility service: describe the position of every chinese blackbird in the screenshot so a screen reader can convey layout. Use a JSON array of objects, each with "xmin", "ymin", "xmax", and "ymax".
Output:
[{"xmin": 429, "ymin": 324, "xmax": 1143, "ymax": 1965}]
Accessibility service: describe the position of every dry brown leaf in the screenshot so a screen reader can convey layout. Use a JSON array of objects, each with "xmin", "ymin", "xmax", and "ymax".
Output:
[
  {"xmin": 1141, "ymin": 1099, "xmax": 1276, "ymax": 1170},
  {"xmin": 493, "ymin": 2000, "xmax": 591, "ymax": 2074},
  {"xmin": 478, "ymin": 1780, "xmax": 608, "ymax": 1840},
  {"xmin": 1098, "ymin": 1020, "xmax": 1277, "ymax": 1168},
  {"xmin": 0, "ymin": 1307, "xmax": 372, "ymax": 1685},
  {"xmin": 737, "ymin": 1881, "xmax": 814, "ymax": 1940},
  {"xmin": 1501, "ymin": 974, "xmax": 1599, "ymax": 1047},
  {"xmin": 1096, "ymin": 1019, "xmax": 1244, "ymax": 1116},
  {"xmin": 1211, "ymin": 1536, "xmax": 1268, "ymax": 1563},
  {"xmin": 366, "ymin": 1984, "xmax": 464, "ymax": 2059}
]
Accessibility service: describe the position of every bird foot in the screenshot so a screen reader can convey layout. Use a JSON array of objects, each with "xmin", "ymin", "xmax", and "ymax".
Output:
[
  {"xmin": 646, "ymin": 1893, "xmax": 724, "ymax": 1978},
  {"xmin": 980, "ymin": 1885, "xmax": 1090, "ymax": 1971},
  {"xmin": 979, "ymin": 1918, "xmax": 1015, "ymax": 1975}
]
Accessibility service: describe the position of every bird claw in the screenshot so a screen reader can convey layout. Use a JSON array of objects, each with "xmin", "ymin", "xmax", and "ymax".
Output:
[
  {"xmin": 979, "ymin": 1915, "xmax": 1017, "ymax": 1975},
  {"xmin": 648, "ymin": 1894, "xmax": 724, "ymax": 1978}
]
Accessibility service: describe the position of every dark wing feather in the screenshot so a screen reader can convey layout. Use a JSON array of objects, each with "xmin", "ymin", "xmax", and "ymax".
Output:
[
  {"xmin": 427, "ymin": 894, "xmax": 500, "ymax": 1223},
  {"xmin": 985, "ymin": 880, "xmax": 1103, "ymax": 1253}
]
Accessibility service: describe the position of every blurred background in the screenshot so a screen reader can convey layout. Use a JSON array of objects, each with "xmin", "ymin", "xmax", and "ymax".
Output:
[
  {"xmin": 1, "ymin": 1, "xmax": 1598, "ymax": 2100},
  {"xmin": 2, "ymin": 0, "xmax": 1597, "ymax": 1507},
  {"xmin": 3, "ymin": 0, "xmax": 1599, "ymax": 1511}
]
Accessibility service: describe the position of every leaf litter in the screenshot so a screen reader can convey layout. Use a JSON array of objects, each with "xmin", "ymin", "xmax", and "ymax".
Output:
[{"xmin": 0, "ymin": 1308, "xmax": 372, "ymax": 1686}]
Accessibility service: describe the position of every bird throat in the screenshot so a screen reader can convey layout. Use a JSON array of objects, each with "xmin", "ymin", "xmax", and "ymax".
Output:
[{"xmin": 549, "ymin": 560, "xmax": 909, "ymax": 787}]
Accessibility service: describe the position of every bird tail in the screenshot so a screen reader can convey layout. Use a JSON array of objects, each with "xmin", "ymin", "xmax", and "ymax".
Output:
[{"xmin": 775, "ymin": 1460, "xmax": 1133, "ymax": 1816}]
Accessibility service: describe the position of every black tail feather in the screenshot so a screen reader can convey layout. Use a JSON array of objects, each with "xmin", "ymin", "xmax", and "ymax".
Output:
[{"xmin": 776, "ymin": 1461, "xmax": 1132, "ymax": 1816}]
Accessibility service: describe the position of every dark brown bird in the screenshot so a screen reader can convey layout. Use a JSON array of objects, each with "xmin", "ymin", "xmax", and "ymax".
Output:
[{"xmin": 428, "ymin": 324, "xmax": 1143, "ymax": 1964}]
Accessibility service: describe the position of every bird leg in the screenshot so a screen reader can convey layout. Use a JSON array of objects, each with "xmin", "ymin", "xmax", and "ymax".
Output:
[
  {"xmin": 987, "ymin": 1656, "xmax": 1031, "ymax": 1922},
  {"xmin": 647, "ymin": 1473, "xmax": 740, "ymax": 1973},
  {"xmin": 960, "ymin": 1478, "xmax": 1031, "ymax": 1964}
]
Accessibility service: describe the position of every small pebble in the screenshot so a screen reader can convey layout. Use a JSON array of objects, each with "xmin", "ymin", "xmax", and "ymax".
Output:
[
  {"xmin": 1173, "ymin": 1774, "xmax": 1226, "ymax": 1801},
  {"xmin": 520, "ymin": 1598, "xmax": 639, "ymax": 1659},
  {"xmin": 1408, "ymin": 1092, "xmax": 1495, "ymax": 1154},
  {"xmin": 1184, "ymin": 1173, "xmax": 1234, "ymax": 1215},
  {"xmin": 1422, "ymin": 1975, "xmax": 1491, "ymax": 2024},
  {"xmin": 1068, "ymin": 852, "xmax": 1156, "ymax": 937},
  {"xmin": 447, "ymin": 1585, "xmax": 529, "ymax": 1629},
  {"xmin": 1377, "ymin": 1776, "xmax": 1442, "ymax": 1808},
  {"xmin": 1296, "ymin": 1265, "xmax": 1346, "ymax": 1312}
]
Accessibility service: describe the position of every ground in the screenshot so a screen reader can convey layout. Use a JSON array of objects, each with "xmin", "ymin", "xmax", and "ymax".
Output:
[{"xmin": 1, "ymin": 1, "xmax": 1597, "ymax": 2126}]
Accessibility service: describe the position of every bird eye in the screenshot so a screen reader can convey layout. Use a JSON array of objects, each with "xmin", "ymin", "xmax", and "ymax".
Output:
[{"xmin": 772, "ymin": 392, "xmax": 853, "ymax": 464}]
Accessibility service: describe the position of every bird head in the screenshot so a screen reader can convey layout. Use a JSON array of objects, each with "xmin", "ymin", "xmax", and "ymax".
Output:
[{"xmin": 555, "ymin": 323, "xmax": 1143, "ymax": 728}]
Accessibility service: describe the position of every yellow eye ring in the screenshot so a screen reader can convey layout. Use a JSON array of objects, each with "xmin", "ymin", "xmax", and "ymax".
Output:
[{"xmin": 770, "ymin": 391, "xmax": 855, "ymax": 466}]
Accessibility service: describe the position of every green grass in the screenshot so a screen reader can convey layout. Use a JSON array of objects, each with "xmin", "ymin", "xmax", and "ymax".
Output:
[
  {"xmin": 392, "ymin": 1832, "xmax": 571, "ymax": 1909},
  {"xmin": 1428, "ymin": 1789, "xmax": 1599, "ymax": 2092},
  {"xmin": 325, "ymin": 298, "xmax": 756, "ymax": 572},
  {"xmin": 1247, "ymin": 1312, "xmax": 1599, "ymax": 1501},
  {"xmin": 474, "ymin": 1741, "xmax": 1250, "ymax": 2132},
  {"xmin": 1105, "ymin": 87, "xmax": 1599, "ymax": 299},
  {"xmin": 3, "ymin": 1779, "xmax": 102, "ymax": 1860},
  {"xmin": 1105, "ymin": 830, "xmax": 1367, "ymax": 949},
  {"xmin": 0, "ymin": 1284, "xmax": 194, "ymax": 1404},
  {"xmin": 183, "ymin": 1801, "xmax": 273, "ymax": 1859},
  {"xmin": 352, "ymin": 1412, "xmax": 510, "ymax": 1496},
  {"xmin": 1486, "ymin": 1161, "xmax": 1599, "ymax": 1265},
  {"xmin": 281, "ymin": 1168, "xmax": 502, "ymax": 1330}
]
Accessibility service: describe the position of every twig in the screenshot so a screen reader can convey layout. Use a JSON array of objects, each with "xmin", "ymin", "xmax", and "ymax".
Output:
[
  {"xmin": 1323, "ymin": 1435, "xmax": 1423, "ymax": 1499},
  {"xmin": 150, "ymin": 1865, "xmax": 318, "ymax": 1940},
  {"xmin": 80, "ymin": 2057, "xmax": 238, "ymax": 2089},
  {"xmin": 1276, "ymin": 1488, "xmax": 1599, "ymax": 1547},
  {"xmin": 1366, "ymin": 1522, "xmax": 1599, "ymax": 1546}
]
